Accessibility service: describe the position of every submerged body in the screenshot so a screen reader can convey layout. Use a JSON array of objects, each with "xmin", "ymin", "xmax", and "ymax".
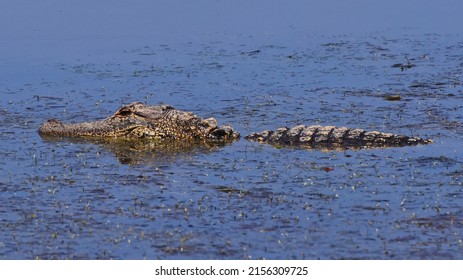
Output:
[{"xmin": 39, "ymin": 101, "xmax": 432, "ymax": 150}]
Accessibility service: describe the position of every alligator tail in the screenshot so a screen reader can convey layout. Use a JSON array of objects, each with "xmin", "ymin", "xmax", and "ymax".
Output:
[{"xmin": 245, "ymin": 125, "xmax": 433, "ymax": 149}]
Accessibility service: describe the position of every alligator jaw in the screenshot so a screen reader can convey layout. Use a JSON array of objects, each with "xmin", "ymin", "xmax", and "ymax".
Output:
[{"xmin": 38, "ymin": 118, "xmax": 141, "ymax": 138}]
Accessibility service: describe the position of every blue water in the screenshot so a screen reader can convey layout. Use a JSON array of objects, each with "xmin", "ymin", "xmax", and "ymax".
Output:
[{"xmin": 1, "ymin": 0, "xmax": 463, "ymax": 259}]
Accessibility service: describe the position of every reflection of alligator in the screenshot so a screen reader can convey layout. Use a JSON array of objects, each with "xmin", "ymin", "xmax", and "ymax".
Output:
[{"xmin": 39, "ymin": 101, "xmax": 433, "ymax": 150}]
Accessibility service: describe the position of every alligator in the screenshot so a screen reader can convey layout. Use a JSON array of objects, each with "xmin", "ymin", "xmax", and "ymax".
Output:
[{"xmin": 39, "ymin": 101, "xmax": 433, "ymax": 150}]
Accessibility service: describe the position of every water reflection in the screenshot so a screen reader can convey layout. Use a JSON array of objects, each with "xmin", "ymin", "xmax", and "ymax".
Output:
[{"xmin": 39, "ymin": 136, "xmax": 234, "ymax": 165}]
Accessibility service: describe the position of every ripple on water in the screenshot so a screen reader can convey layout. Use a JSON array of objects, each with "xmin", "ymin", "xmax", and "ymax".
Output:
[{"xmin": 2, "ymin": 32, "xmax": 463, "ymax": 259}]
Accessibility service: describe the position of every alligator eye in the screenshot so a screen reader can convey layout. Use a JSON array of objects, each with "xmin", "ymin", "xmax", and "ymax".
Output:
[{"xmin": 117, "ymin": 109, "xmax": 132, "ymax": 117}]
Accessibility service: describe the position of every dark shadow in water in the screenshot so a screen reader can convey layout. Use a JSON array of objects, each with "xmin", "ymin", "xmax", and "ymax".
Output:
[{"xmin": 39, "ymin": 135, "xmax": 234, "ymax": 165}]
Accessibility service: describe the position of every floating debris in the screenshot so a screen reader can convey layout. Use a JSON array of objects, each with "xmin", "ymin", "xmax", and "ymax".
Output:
[
  {"xmin": 240, "ymin": 49, "xmax": 261, "ymax": 56},
  {"xmin": 392, "ymin": 56, "xmax": 415, "ymax": 71},
  {"xmin": 384, "ymin": 95, "xmax": 402, "ymax": 101}
]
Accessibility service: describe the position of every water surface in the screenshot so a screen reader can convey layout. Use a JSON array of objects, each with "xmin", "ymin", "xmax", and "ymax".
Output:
[{"xmin": 1, "ymin": 1, "xmax": 463, "ymax": 259}]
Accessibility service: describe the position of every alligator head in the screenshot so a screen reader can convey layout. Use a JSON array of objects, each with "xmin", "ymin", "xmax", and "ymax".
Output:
[{"xmin": 39, "ymin": 101, "xmax": 240, "ymax": 142}]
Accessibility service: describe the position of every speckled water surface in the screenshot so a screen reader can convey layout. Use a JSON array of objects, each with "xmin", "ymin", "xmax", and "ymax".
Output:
[{"xmin": 1, "ymin": 1, "xmax": 463, "ymax": 259}]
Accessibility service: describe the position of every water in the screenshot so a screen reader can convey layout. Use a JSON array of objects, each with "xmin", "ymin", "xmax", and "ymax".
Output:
[{"xmin": 1, "ymin": 1, "xmax": 463, "ymax": 259}]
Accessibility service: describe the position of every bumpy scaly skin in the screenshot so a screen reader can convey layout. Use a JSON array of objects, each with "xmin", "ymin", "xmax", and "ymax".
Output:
[
  {"xmin": 245, "ymin": 125, "xmax": 433, "ymax": 149},
  {"xmin": 39, "ymin": 102, "xmax": 432, "ymax": 150},
  {"xmin": 39, "ymin": 102, "xmax": 240, "ymax": 142}
]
